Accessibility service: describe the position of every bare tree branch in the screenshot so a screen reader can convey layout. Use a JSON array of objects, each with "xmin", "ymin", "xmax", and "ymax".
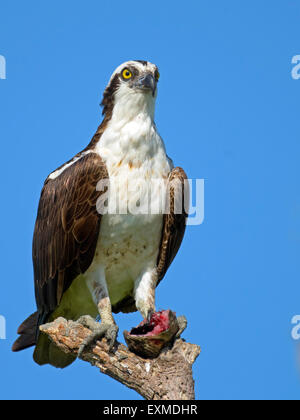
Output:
[{"xmin": 40, "ymin": 317, "xmax": 200, "ymax": 400}]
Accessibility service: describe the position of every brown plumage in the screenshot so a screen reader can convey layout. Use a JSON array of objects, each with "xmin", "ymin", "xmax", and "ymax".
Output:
[
  {"xmin": 12, "ymin": 153, "xmax": 108, "ymax": 353},
  {"xmin": 157, "ymin": 167, "xmax": 188, "ymax": 284},
  {"xmin": 12, "ymin": 61, "xmax": 188, "ymax": 366},
  {"xmin": 12, "ymin": 163, "xmax": 188, "ymax": 352},
  {"xmin": 34, "ymin": 153, "xmax": 108, "ymax": 318},
  {"xmin": 11, "ymin": 312, "xmax": 38, "ymax": 352}
]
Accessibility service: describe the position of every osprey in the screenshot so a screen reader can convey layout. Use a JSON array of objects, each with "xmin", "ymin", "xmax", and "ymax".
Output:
[{"xmin": 12, "ymin": 60, "xmax": 188, "ymax": 368}]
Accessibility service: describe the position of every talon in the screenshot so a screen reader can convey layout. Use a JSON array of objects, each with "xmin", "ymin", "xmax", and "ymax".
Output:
[
  {"xmin": 77, "ymin": 320, "xmax": 119, "ymax": 358},
  {"xmin": 146, "ymin": 309, "xmax": 154, "ymax": 323},
  {"xmin": 77, "ymin": 315, "xmax": 99, "ymax": 331},
  {"xmin": 107, "ymin": 324, "xmax": 119, "ymax": 352},
  {"xmin": 176, "ymin": 315, "xmax": 187, "ymax": 338}
]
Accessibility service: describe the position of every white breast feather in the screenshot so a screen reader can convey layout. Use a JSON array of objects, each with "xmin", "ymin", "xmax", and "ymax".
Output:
[{"xmin": 88, "ymin": 89, "xmax": 172, "ymax": 305}]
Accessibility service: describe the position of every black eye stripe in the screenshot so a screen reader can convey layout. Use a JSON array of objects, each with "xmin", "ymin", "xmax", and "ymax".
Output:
[{"xmin": 120, "ymin": 65, "xmax": 158, "ymax": 81}]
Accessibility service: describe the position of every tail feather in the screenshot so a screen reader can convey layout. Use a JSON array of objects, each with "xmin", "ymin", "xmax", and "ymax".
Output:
[
  {"xmin": 12, "ymin": 333, "xmax": 36, "ymax": 352},
  {"xmin": 17, "ymin": 312, "xmax": 38, "ymax": 334},
  {"xmin": 12, "ymin": 310, "xmax": 75, "ymax": 368},
  {"xmin": 12, "ymin": 312, "xmax": 38, "ymax": 352}
]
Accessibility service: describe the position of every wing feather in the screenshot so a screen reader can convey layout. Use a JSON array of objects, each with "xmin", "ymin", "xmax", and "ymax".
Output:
[
  {"xmin": 156, "ymin": 167, "xmax": 189, "ymax": 284},
  {"xmin": 33, "ymin": 153, "xmax": 108, "ymax": 321}
]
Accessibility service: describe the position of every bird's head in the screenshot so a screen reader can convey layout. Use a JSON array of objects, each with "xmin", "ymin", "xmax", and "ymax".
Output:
[{"xmin": 101, "ymin": 60, "xmax": 160, "ymax": 121}]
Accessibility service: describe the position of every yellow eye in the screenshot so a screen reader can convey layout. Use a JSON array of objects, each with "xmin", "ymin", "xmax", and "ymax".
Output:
[
  {"xmin": 155, "ymin": 71, "xmax": 160, "ymax": 81},
  {"xmin": 122, "ymin": 69, "xmax": 132, "ymax": 80}
]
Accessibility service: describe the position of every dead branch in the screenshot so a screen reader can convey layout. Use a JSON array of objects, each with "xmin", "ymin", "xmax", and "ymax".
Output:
[{"xmin": 40, "ymin": 317, "xmax": 200, "ymax": 400}]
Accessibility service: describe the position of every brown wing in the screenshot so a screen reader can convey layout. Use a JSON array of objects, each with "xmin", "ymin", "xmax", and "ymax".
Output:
[
  {"xmin": 33, "ymin": 153, "xmax": 108, "ymax": 326},
  {"xmin": 156, "ymin": 167, "xmax": 189, "ymax": 284}
]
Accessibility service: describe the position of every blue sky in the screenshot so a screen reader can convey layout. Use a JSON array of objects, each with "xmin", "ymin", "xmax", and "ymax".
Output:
[{"xmin": 0, "ymin": 0, "xmax": 300, "ymax": 400}]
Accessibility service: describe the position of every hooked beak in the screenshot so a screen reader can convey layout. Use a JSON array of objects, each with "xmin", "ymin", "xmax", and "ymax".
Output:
[{"xmin": 135, "ymin": 73, "xmax": 156, "ymax": 96}]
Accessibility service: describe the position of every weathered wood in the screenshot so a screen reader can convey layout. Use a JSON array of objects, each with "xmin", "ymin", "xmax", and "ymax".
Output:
[{"xmin": 40, "ymin": 317, "xmax": 200, "ymax": 400}]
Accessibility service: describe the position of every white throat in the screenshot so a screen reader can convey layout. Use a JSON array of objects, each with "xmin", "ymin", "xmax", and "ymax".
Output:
[
  {"xmin": 95, "ymin": 89, "xmax": 170, "ymax": 175},
  {"xmin": 112, "ymin": 84, "xmax": 156, "ymax": 124}
]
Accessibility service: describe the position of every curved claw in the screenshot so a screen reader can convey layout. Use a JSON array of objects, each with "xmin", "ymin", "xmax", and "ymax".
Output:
[
  {"xmin": 76, "ymin": 316, "xmax": 119, "ymax": 358},
  {"xmin": 146, "ymin": 309, "xmax": 154, "ymax": 323},
  {"xmin": 176, "ymin": 315, "xmax": 188, "ymax": 338},
  {"xmin": 106, "ymin": 324, "xmax": 119, "ymax": 351}
]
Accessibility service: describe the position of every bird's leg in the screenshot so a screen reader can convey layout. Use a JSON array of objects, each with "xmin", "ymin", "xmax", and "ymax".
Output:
[
  {"xmin": 134, "ymin": 269, "xmax": 188, "ymax": 338},
  {"xmin": 77, "ymin": 268, "xmax": 118, "ymax": 358},
  {"xmin": 134, "ymin": 269, "xmax": 157, "ymax": 321}
]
